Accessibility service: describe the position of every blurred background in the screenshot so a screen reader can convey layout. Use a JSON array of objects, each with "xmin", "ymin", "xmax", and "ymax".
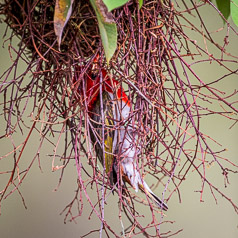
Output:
[{"xmin": 0, "ymin": 3, "xmax": 238, "ymax": 238}]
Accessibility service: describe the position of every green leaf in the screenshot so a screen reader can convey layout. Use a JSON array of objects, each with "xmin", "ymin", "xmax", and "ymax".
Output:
[
  {"xmin": 90, "ymin": 0, "xmax": 117, "ymax": 64},
  {"xmin": 138, "ymin": 0, "xmax": 143, "ymax": 9},
  {"xmin": 231, "ymin": 0, "xmax": 238, "ymax": 27},
  {"xmin": 102, "ymin": 0, "xmax": 129, "ymax": 12},
  {"xmin": 54, "ymin": 0, "xmax": 74, "ymax": 50},
  {"xmin": 215, "ymin": 0, "xmax": 230, "ymax": 20}
]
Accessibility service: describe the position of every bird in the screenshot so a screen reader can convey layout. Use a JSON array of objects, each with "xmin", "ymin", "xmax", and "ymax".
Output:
[{"xmin": 83, "ymin": 57, "xmax": 168, "ymax": 211}]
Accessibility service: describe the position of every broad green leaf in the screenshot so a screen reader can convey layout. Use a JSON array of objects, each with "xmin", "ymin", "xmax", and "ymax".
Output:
[
  {"xmin": 54, "ymin": 0, "xmax": 74, "ymax": 50},
  {"xmin": 90, "ymin": 0, "xmax": 117, "ymax": 64},
  {"xmin": 102, "ymin": 0, "xmax": 129, "ymax": 12},
  {"xmin": 231, "ymin": 0, "xmax": 238, "ymax": 27},
  {"xmin": 215, "ymin": 0, "xmax": 230, "ymax": 20},
  {"xmin": 138, "ymin": 0, "xmax": 143, "ymax": 9}
]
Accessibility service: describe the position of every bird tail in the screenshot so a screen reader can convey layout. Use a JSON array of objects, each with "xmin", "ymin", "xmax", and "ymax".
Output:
[{"xmin": 139, "ymin": 181, "xmax": 168, "ymax": 211}]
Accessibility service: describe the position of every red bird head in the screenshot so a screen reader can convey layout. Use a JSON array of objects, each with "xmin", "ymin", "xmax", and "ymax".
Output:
[
  {"xmin": 73, "ymin": 55, "xmax": 129, "ymax": 112},
  {"xmin": 85, "ymin": 57, "xmax": 130, "ymax": 111}
]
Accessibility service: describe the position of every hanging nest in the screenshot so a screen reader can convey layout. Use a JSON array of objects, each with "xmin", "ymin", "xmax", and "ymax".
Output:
[
  {"xmin": 2, "ymin": 0, "xmax": 100, "ymax": 57},
  {"xmin": 1, "ymin": 0, "xmax": 175, "ymax": 167},
  {"xmin": 1, "ymin": 0, "xmax": 238, "ymax": 237}
]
